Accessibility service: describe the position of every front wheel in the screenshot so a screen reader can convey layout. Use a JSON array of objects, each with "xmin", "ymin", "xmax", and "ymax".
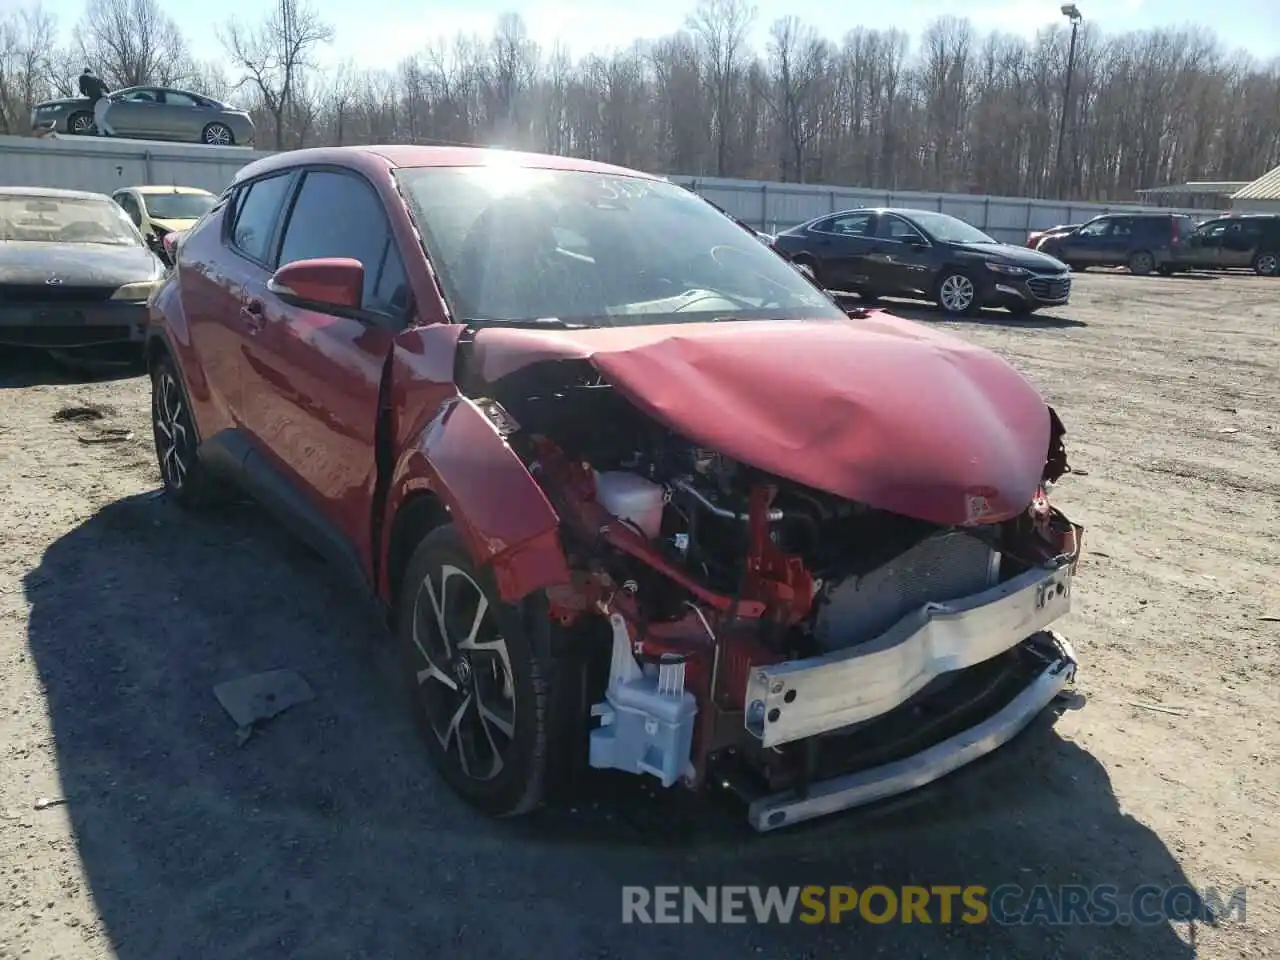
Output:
[
  {"xmin": 395, "ymin": 524, "xmax": 585, "ymax": 818},
  {"xmin": 201, "ymin": 122, "xmax": 234, "ymax": 146},
  {"xmin": 935, "ymin": 270, "xmax": 981, "ymax": 316},
  {"xmin": 1253, "ymin": 251, "xmax": 1279, "ymax": 277}
]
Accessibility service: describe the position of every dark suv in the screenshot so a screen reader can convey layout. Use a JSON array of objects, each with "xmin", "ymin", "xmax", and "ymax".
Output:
[
  {"xmin": 1038, "ymin": 213, "xmax": 1197, "ymax": 275},
  {"xmin": 1173, "ymin": 214, "xmax": 1280, "ymax": 276}
]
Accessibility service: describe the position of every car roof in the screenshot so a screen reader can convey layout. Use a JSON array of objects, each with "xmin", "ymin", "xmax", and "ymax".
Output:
[
  {"xmin": 0, "ymin": 186, "xmax": 109, "ymax": 201},
  {"xmin": 127, "ymin": 185, "xmax": 215, "ymax": 196},
  {"xmin": 232, "ymin": 144, "xmax": 662, "ymax": 185}
]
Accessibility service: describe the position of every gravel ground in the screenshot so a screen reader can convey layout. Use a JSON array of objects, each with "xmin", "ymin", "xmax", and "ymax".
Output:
[{"xmin": 1, "ymin": 270, "xmax": 1277, "ymax": 959}]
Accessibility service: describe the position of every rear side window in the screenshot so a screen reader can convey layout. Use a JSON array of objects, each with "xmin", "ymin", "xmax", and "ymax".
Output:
[
  {"xmin": 277, "ymin": 169, "xmax": 410, "ymax": 318},
  {"xmin": 230, "ymin": 172, "xmax": 294, "ymax": 263}
]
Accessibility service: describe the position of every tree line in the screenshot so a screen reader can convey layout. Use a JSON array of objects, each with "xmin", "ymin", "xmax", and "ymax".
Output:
[{"xmin": 2, "ymin": 0, "xmax": 1279, "ymax": 201}]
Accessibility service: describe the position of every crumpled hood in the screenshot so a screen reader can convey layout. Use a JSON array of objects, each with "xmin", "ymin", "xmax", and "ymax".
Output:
[
  {"xmin": 149, "ymin": 217, "xmax": 198, "ymax": 234},
  {"xmin": 0, "ymin": 241, "xmax": 161, "ymax": 286},
  {"xmin": 472, "ymin": 311, "xmax": 1054, "ymax": 526}
]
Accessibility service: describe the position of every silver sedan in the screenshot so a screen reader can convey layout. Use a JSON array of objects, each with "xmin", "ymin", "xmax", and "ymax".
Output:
[{"xmin": 30, "ymin": 86, "xmax": 255, "ymax": 147}]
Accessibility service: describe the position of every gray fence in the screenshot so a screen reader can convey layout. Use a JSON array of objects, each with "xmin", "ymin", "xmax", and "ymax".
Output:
[
  {"xmin": 669, "ymin": 175, "xmax": 1217, "ymax": 244},
  {"xmin": 0, "ymin": 133, "xmax": 1218, "ymax": 242}
]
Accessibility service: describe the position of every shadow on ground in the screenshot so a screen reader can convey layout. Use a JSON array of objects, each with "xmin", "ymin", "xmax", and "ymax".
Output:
[
  {"xmin": 24, "ymin": 492, "xmax": 1206, "ymax": 958},
  {"xmin": 0, "ymin": 347, "xmax": 144, "ymax": 389}
]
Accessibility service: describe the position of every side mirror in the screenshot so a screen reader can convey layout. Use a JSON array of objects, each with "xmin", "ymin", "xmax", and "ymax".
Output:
[{"xmin": 267, "ymin": 257, "xmax": 364, "ymax": 313}]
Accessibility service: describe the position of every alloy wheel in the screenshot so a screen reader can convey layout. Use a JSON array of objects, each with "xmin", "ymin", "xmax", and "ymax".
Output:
[
  {"xmin": 1256, "ymin": 253, "xmax": 1279, "ymax": 277},
  {"xmin": 153, "ymin": 370, "xmax": 190, "ymax": 490},
  {"xmin": 203, "ymin": 124, "xmax": 232, "ymax": 146},
  {"xmin": 409, "ymin": 564, "xmax": 516, "ymax": 782},
  {"xmin": 70, "ymin": 114, "xmax": 94, "ymax": 135},
  {"xmin": 939, "ymin": 274, "xmax": 976, "ymax": 313}
]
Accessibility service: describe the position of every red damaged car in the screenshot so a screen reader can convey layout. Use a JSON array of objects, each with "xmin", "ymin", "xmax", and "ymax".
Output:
[{"xmin": 147, "ymin": 145, "xmax": 1084, "ymax": 831}]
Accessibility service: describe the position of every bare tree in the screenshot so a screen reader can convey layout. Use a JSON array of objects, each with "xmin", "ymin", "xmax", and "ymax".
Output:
[
  {"xmin": 76, "ymin": 0, "xmax": 191, "ymax": 88},
  {"xmin": 761, "ymin": 16, "xmax": 829, "ymax": 181},
  {"xmin": 686, "ymin": 0, "xmax": 755, "ymax": 176},
  {"xmin": 220, "ymin": 0, "xmax": 333, "ymax": 149},
  {"xmin": 9, "ymin": 0, "xmax": 1280, "ymax": 203}
]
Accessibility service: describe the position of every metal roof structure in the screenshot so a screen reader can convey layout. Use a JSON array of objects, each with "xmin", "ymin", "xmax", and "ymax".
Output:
[
  {"xmin": 1135, "ymin": 181, "xmax": 1249, "ymax": 196},
  {"xmin": 1232, "ymin": 164, "xmax": 1280, "ymax": 201}
]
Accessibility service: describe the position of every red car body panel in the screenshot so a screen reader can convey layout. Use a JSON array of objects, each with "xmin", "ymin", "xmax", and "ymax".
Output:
[{"xmin": 471, "ymin": 312, "xmax": 1052, "ymax": 528}]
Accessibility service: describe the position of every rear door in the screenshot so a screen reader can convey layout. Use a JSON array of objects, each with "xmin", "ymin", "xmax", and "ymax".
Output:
[
  {"xmin": 806, "ymin": 212, "xmax": 876, "ymax": 290},
  {"xmin": 157, "ymin": 89, "xmax": 206, "ymax": 141},
  {"xmin": 190, "ymin": 169, "xmax": 297, "ymax": 432},
  {"xmin": 237, "ymin": 166, "xmax": 412, "ymax": 571}
]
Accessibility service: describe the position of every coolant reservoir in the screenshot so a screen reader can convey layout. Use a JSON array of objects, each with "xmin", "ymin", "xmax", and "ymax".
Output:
[{"xmin": 594, "ymin": 471, "xmax": 666, "ymax": 539}]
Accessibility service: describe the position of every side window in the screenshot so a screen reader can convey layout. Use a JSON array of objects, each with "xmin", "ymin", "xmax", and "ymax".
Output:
[
  {"xmin": 1110, "ymin": 218, "xmax": 1134, "ymax": 237},
  {"xmin": 876, "ymin": 215, "xmax": 926, "ymax": 242},
  {"xmin": 122, "ymin": 196, "xmax": 142, "ymax": 226},
  {"xmin": 230, "ymin": 173, "xmax": 294, "ymax": 264},
  {"xmin": 163, "ymin": 91, "xmax": 200, "ymax": 108},
  {"xmin": 276, "ymin": 170, "xmax": 409, "ymax": 318},
  {"xmin": 820, "ymin": 213, "xmax": 873, "ymax": 236},
  {"xmin": 120, "ymin": 89, "xmax": 159, "ymax": 103},
  {"xmin": 1078, "ymin": 219, "xmax": 1110, "ymax": 237}
]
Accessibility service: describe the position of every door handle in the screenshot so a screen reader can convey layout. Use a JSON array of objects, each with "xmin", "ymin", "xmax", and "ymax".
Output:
[{"xmin": 240, "ymin": 299, "xmax": 265, "ymax": 334}]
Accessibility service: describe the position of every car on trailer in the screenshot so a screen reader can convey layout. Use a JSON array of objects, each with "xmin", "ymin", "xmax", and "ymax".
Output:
[
  {"xmin": 30, "ymin": 85, "xmax": 255, "ymax": 146},
  {"xmin": 145, "ymin": 145, "xmax": 1084, "ymax": 831}
]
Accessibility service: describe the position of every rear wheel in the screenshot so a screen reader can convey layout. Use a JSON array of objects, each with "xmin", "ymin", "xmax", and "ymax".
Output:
[
  {"xmin": 201, "ymin": 122, "xmax": 233, "ymax": 146},
  {"xmin": 1128, "ymin": 250, "xmax": 1155, "ymax": 276},
  {"xmin": 1253, "ymin": 251, "xmax": 1279, "ymax": 277},
  {"xmin": 67, "ymin": 111, "xmax": 94, "ymax": 135},
  {"xmin": 395, "ymin": 524, "xmax": 586, "ymax": 817},
  {"xmin": 150, "ymin": 355, "xmax": 233, "ymax": 507},
  {"xmin": 935, "ymin": 270, "xmax": 981, "ymax": 316}
]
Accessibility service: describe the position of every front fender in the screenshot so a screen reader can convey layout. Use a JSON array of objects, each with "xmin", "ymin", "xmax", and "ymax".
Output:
[{"xmin": 385, "ymin": 396, "xmax": 571, "ymax": 604}]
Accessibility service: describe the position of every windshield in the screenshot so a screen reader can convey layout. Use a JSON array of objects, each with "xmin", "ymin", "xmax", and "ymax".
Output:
[
  {"xmin": 143, "ymin": 192, "xmax": 215, "ymax": 220},
  {"xmin": 0, "ymin": 195, "xmax": 143, "ymax": 245},
  {"xmin": 907, "ymin": 211, "xmax": 998, "ymax": 245},
  {"xmin": 393, "ymin": 165, "xmax": 844, "ymax": 327}
]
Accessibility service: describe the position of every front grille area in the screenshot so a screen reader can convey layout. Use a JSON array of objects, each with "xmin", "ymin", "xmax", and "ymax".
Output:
[
  {"xmin": 0, "ymin": 284, "xmax": 116, "ymax": 303},
  {"xmin": 1027, "ymin": 275, "xmax": 1071, "ymax": 301},
  {"xmin": 0, "ymin": 325, "xmax": 133, "ymax": 348},
  {"xmin": 813, "ymin": 531, "xmax": 1001, "ymax": 650}
]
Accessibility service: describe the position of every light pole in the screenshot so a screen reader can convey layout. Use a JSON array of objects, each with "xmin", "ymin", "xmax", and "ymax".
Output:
[{"xmin": 1055, "ymin": 4, "xmax": 1083, "ymax": 199}]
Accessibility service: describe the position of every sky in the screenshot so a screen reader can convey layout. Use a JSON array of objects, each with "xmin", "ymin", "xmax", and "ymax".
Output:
[{"xmin": 37, "ymin": 0, "xmax": 1280, "ymax": 70}]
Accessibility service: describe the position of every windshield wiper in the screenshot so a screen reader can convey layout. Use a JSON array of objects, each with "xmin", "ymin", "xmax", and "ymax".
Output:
[{"xmin": 463, "ymin": 316, "xmax": 591, "ymax": 330}]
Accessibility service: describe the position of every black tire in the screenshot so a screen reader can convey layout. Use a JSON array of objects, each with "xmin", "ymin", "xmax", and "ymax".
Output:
[
  {"xmin": 395, "ymin": 524, "xmax": 585, "ymax": 818},
  {"xmin": 934, "ymin": 269, "xmax": 982, "ymax": 316},
  {"xmin": 67, "ymin": 111, "xmax": 95, "ymax": 135},
  {"xmin": 201, "ymin": 122, "xmax": 234, "ymax": 145},
  {"xmin": 1252, "ymin": 251, "xmax": 1280, "ymax": 277},
  {"xmin": 1157, "ymin": 264, "xmax": 1175, "ymax": 276},
  {"xmin": 150, "ymin": 354, "xmax": 233, "ymax": 507},
  {"xmin": 1128, "ymin": 250, "xmax": 1155, "ymax": 276}
]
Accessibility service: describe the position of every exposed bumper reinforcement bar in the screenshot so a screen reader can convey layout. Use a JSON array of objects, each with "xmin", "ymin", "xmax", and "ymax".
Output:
[
  {"xmin": 747, "ymin": 632, "xmax": 1077, "ymax": 831},
  {"xmin": 745, "ymin": 562, "xmax": 1073, "ymax": 748}
]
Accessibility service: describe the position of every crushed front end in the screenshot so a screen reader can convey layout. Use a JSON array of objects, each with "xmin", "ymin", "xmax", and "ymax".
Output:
[{"xmin": 465, "ymin": 336, "xmax": 1084, "ymax": 832}]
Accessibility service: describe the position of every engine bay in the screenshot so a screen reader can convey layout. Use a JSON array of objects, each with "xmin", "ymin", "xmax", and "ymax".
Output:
[{"xmin": 466, "ymin": 353, "xmax": 1083, "ymax": 795}]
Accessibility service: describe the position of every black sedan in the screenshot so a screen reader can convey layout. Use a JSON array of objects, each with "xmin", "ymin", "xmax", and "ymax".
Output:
[
  {"xmin": 0, "ymin": 187, "xmax": 165, "ymax": 359},
  {"xmin": 771, "ymin": 207, "xmax": 1072, "ymax": 316}
]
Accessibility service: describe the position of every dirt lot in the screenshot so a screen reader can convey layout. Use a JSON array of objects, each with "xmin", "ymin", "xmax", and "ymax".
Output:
[{"xmin": 1, "ymin": 271, "xmax": 1277, "ymax": 959}]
